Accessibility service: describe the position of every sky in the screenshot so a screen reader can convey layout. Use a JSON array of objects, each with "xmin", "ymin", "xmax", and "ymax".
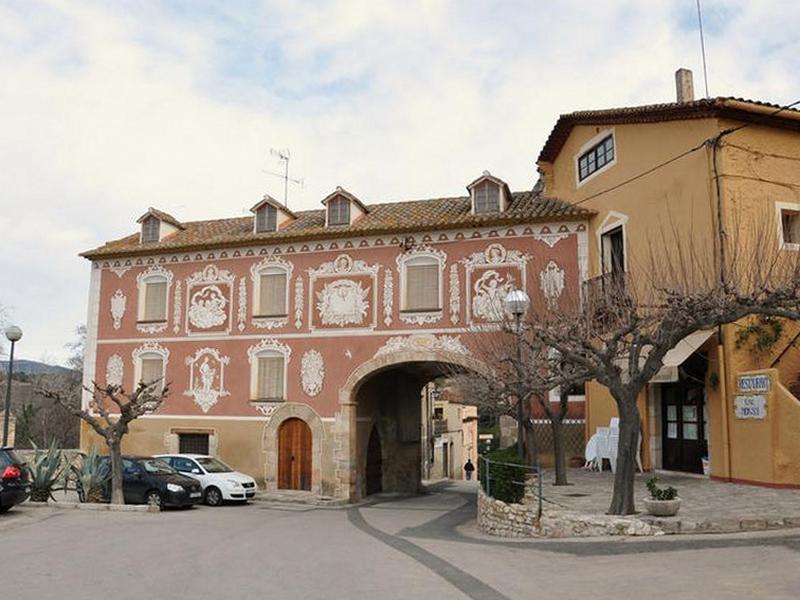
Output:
[{"xmin": 0, "ymin": 0, "xmax": 798, "ymax": 364}]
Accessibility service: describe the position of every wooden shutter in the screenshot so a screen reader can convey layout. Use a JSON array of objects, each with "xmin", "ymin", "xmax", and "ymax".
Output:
[
  {"xmin": 258, "ymin": 273, "xmax": 287, "ymax": 316},
  {"xmin": 328, "ymin": 197, "xmax": 350, "ymax": 225},
  {"xmin": 141, "ymin": 216, "xmax": 160, "ymax": 242},
  {"xmin": 256, "ymin": 205, "xmax": 277, "ymax": 233},
  {"xmin": 257, "ymin": 356, "xmax": 284, "ymax": 399},
  {"xmin": 406, "ymin": 264, "xmax": 439, "ymax": 311},
  {"xmin": 144, "ymin": 281, "xmax": 167, "ymax": 321},
  {"xmin": 140, "ymin": 357, "xmax": 163, "ymax": 389}
]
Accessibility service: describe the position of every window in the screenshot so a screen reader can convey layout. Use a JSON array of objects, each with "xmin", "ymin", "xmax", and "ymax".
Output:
[
  {"xmin": 601, "ymin": 226, "xmax": 625, "ymax": 277},
  {"xmin": 327, "ymin": 196, "xmax": 350, "ymax": 226},
  {"xmin": 141, "ymin": 216, "xmax": 160, "ymax": 243},
  {"xmin": 139, "ymin": 355, "xmax": 164, "ymax": 392},
  {"xmin": 178, "ymin": 434, "xmax": 209, "ymax": 456},
  {"xmin": 474, "ymin": 181, "xmax": 500, "ymax": 214},
  {"xmin": 257, "ymin": 269, "xmax": 288, "ymax": 316},
  {"xmin": 578, "ymin": 134, "xmax": 614, "ymax": 182},
  {"xmin": 404, "ymin": 257, "xmax": 440, "ymax": 311},
  {"xmin": 781, "ymin": 209, "xmax": 800, "ymax": 245},
  {"xmin": 142, "ymin": 279, "xmax": 168, "ymax": 322},
  {"xmin": 255, "ymin": 354, "xmax": 285, "ymax": 400},
  {"xmin": 255, "ymin": 204, "xmax": 278, "ymax": 233}
]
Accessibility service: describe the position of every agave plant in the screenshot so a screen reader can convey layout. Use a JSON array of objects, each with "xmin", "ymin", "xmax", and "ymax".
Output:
[
  {"xmin": 28, "ymin": 441, "xmax": 65, "ymax": 502},
  {"xmin": 71, "ymin": 446, "xmax": 110, "ymax": 503}
]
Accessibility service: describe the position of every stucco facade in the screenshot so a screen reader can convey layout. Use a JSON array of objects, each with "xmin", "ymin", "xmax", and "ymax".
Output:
[
  {"xmin": 538, "ymin": 89, "xmax": 800, "ymax": 487},
  {"xmin": 81, "ymin": 182, "xmax": 588, "ymax": 500}
]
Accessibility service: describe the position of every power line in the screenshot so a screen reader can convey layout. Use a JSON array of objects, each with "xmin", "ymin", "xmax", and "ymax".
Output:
[{"xmin": 566, "ymin": 98, "xmax": 800, "ymax": 208}]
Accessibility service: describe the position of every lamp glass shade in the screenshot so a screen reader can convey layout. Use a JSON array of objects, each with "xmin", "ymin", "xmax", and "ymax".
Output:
[
  {"xmin": 4, "ymin": 325, "xmax": 22, "ymax": 342},
  {"xmin": 504, "ymin": 290, "xmax": 530, "ymax": 317}
]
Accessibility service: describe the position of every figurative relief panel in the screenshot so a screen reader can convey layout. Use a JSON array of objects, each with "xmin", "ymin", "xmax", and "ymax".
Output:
[
  {"xmin": 110, "ymin": 290, "xmax": 126, "ymax": 330},
  {"xmin": 185, "ymin": 264, "xmax": 234, "ymax": 335},
  {"xmin": 308, "ymin": 254, "xmax": 379, "ymax": 330},
  {"xmin": 539, "ymin": 260, "xmax": 565, "ymax": 310},
  {"xmin": 462, "ymin": 243, "xmax": 530, "ymax": 325},
  {"xmin": 301, "ymin": 349, "xmax": 325, "ymax": 397},
  {"xmin": 184, "ymin": 348, "xmax": 230, "ymax": 414}
]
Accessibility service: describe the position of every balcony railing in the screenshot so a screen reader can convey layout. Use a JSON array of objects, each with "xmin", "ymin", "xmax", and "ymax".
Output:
[{"xmin": 581, "ymin": 272, "xmax": 632, "ymax": 322}]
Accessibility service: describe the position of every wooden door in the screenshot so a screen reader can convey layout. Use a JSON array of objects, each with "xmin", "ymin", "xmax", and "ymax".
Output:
[
  {"xmin": 365, "ymin": 427, "xmax": 382, "ymax": 495},
  {"xmin": 278, "ymin": 418, "xmax": 312, "ymax": 491},
  {"xmin": 662, "ymin": 382, "xmax": 707, "ymax": 473}
]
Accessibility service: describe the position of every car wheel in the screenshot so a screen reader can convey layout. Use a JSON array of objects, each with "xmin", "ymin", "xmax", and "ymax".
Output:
[
  {"xmin": 205, "ymin": 486, "xmax": 223, "ymax": 507},
  {"xmin": 145, "ymin": 490, "xmax": 163, "ymax": 508},
  {"xmin": 0, "ymin": 505, "xmax": 11, "ymax": 514}
]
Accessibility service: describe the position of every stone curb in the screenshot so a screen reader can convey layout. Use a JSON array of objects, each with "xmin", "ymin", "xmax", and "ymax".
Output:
[
  {"xmin": 24, "ymin": 501, "xmax": 159, "ymax": 513},
  {"xmin": 641, "ymin": 515, "xmax": 800, "ymax": 535}
]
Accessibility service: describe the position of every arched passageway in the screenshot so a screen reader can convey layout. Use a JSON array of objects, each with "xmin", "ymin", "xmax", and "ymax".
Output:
[{"xmin": 365, "ymin": 426, "xmax": 383, "ymax": 495}]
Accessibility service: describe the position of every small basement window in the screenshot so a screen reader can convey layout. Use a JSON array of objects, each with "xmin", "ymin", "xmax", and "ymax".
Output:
[
  {"xmin": 578, "ymin": 134, "xmax": 615, "ymax": 182},
  {"xmin": 179, "ymin": 433, "xmax": 210, "ymax": 455},
  {"xmin": 781, "ymin": 209, "xmax": 800, "ymax": 245}
]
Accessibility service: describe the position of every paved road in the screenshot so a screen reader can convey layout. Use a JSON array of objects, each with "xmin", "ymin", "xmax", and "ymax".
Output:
[{"xmin": 1, "ymin": 481, "xmax": 798, "ymax": 600}]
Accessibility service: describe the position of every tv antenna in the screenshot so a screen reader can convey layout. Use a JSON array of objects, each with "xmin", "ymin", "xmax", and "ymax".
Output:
[
  {"xmin": 263, "ymin": 148, "xmax": 304, "ymax": 208},
  {"xmin": 695, "ymin": 0, "xmax": 710, "ymax": 98}
]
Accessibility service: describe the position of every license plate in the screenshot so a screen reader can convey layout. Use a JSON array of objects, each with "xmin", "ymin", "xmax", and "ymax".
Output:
[{"xmin": 190, "ymin": 492, "xmax": 202, "ymax": 498}]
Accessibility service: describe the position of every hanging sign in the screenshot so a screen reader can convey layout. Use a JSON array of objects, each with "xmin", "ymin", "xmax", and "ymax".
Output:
[
  {"xmin": 734, "ymin": 395, "xmax": 767, "ymax": 419},
  {"xmin": 737, "ymin": 374, "xmax": 770, "ymax": 394}
]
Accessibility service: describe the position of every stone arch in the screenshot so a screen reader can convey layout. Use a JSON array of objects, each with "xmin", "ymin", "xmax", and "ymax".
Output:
[{"xmin": 262, "ymin": 402, "xmax": 326, "ymax": 495}]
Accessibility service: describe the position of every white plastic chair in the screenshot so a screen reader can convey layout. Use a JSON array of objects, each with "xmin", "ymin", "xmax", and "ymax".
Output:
[
  {"xmin": 595, "ymin": 427, "xmax": 610, "ymax": 472},
  {"xmin": 608, "ymin": 430, "xmax": 619, "ymax": 473}
]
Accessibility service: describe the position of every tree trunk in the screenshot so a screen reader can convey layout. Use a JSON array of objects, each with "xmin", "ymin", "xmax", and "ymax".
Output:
[
  {"xmin": 607, "ymin": 397, "xmax": 640, "ymax": 515},
  {"xmin": 550, "ymin": 417, "xmax": 568, "ymax": 485},
  {"xmin": 522, "ymin": 420, "xmax": 536, "ymax": 466},
  {"xmin": 109, "ymin": 439, "xmax": 125, "ymax": 505}
]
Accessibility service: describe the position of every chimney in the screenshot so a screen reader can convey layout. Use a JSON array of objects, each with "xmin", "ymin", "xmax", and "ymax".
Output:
[{"xmin": 675, "ymin": 68, "xmax": 694, "ymax": 103}]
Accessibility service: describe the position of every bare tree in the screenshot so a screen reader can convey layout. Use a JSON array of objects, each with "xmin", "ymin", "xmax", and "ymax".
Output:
[
  {"xmin": 37, "ymin": 381, "xmax": 169, "ymax": 505},
  {"xmin": 526, "ymin": 216, "xmax": 800, "ymax": 515}
]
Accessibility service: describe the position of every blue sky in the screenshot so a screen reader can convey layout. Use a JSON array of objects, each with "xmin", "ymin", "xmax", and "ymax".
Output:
[{"xmin": 0, "ymin": 0, "xmax": 798, "ymax": 363}]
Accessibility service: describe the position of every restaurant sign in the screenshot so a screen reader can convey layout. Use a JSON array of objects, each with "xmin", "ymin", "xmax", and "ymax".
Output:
[
  {"xmin": 734, "ymin": 395, "xmax": 767, "ymax": 420},
  {"xmin": 737, "ymin": 374, "xmax": 770, "ymax": 394}
]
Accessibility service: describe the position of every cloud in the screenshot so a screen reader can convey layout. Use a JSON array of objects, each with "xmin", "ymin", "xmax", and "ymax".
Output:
[{"xmin": 0, "ymin": 0, "xmax": 797, "ymax": 362}]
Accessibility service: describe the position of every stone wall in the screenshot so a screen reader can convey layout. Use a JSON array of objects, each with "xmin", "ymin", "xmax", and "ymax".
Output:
[{"xmin": 477, "ymin": 487, "xmax": 664, "ymax": 538}]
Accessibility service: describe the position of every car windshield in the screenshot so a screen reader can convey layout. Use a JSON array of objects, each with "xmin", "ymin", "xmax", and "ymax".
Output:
[
  {"xmin": 195, "ymin": 457, "xmax": 233, "ymax": 473},
  {"xmin": 140, "ymin": 458, "xmax": 176, "ymax": 475},
  {"xmin": 0, "ymin": 449, "xmax": 20, "ymax": 467}
]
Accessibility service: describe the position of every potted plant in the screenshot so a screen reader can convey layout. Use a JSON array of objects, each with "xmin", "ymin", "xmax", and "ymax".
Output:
[{"xmin": 643, "ymin": 476, "xmax": 681, "ymax": 517}]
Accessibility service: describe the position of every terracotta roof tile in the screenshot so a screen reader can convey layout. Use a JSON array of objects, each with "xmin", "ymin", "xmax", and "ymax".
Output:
[
  {"xmin": 82, "ymin": 191, "xmax": 591, "ymax": 259},
  {"xmin": 538, "ymin": 96, "xmax": 800, "ymax": 163}
]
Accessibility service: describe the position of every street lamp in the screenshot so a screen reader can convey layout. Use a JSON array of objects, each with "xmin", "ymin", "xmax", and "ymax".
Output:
[
  {"xmin": 504, "ymin": 290, "xmax": 530, "ymax": 460},
  {"xmin": 2, "ymin": 325, "xmax": 22, "ymax": 447}
]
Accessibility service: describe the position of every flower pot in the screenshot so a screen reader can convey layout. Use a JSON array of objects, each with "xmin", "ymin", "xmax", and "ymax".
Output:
[{"xmin": 643, "ymin": 497, "xmax": 681, "ymax": 517}]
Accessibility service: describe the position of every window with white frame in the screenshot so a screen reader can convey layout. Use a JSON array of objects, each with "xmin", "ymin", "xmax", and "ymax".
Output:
[
  {"xmin": 140, "ymin": 276, "xmax": 168, "ymax": 322},
  {"xmin": 578, "ymin": 134, "xmax": 615, "ymax": 182},
  {"xmin": 255, "ymin": 204, "xmax": 278, "ymax": 233},
  {"xmin": 601, "ymin": 226, "xmax": 625, "ymax": 278},
  {"xmin": 781, "ymin": 208, "xmax": 800, "ymax": 245},
  {"xmin": 473, "ymin": 181, "xmax": 500, "ymax": 214},
  {"xmin": 139, "ymin": 355, "xmax": 165, "ymax": 392},
  {"xmin": 401, "ymin": 253, "xmax": 443, "ymax": 312},
  {"xmin": 327, "ymin": 196, "xmax": 350, "ymax": 226},
  {"xmin": 141, "ymin": 216, "xmax": 160, "ymax": 243},
  {"xmin": 255, "ymin": 353, "xmax": 284, "ymax": 400},
  {"xmin": 254, "ymin": 268, "xmax": 288, "ymax": 317}
]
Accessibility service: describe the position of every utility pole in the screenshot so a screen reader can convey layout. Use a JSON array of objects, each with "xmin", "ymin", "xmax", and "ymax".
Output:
[{"xmin": 263, "ymin": 148, "xmax": 304, "ymax": 208}]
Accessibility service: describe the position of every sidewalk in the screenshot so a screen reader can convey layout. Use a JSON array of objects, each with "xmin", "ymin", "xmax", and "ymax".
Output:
[{"xmin": 542, "ymin": 469, "xmax": 800, "ymax": 534}]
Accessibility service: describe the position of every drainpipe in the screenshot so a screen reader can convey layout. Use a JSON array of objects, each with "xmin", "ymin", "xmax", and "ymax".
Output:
[{"xmin": 718, "ymin": 328, "xmax": 732, "ymax": 481}]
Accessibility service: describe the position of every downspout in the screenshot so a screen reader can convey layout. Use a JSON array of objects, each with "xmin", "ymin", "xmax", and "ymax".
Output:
[{"xmin": 717, "ymin": 332, "xmax": 732, "ymax": 480}]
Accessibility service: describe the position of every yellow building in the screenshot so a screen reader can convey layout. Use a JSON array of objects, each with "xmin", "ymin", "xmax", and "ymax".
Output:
[{"xmin": 536, "ymin": 69, "xmax": 800, "ymax": 488}]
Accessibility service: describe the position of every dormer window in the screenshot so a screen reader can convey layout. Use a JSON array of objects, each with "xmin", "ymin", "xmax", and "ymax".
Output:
[
  {"xmin": 141, "ymin": 216, "xmax": 160, "ymax": 243},
  {"xmin": 321, "ymin": 187, "xmax": 368, "ymax": 227},
  {"xmin": 327, "ymin": 196, "xmax": 350, "ymax": 226},
  {"xmin": 467, "ymin": 171, "xmax": 510, "ymax": 215},
  {"xmin": 250, "ymin": 195, "xmax": 295, "ymax": 234},
  {"xmin": 474, "ymin": 181, "xmax": 500, "ymax": 214},
  {"xmin": 255, "ymin": 204, "xmax": 278, "ymax": 233}
]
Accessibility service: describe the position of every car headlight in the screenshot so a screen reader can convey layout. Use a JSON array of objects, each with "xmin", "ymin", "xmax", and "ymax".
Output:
[
  {"xmin": 227, "ymin": 479, "xmax": 242, "ymax": 489},
  {"xmin": 166, "ymin": 483, "xmax": 184, "ymax": 493}
]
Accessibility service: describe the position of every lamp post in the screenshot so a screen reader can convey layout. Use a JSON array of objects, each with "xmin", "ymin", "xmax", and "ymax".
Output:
[
  {"xmin": 2, "ymin": 325, "xmax": 22, "ymax": 447},
  {"xmin": 504, "ymin": 290, "xmax": 530, "ymax": 460}
]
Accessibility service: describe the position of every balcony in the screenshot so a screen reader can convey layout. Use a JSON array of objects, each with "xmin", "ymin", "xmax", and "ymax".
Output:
[{"xmin": 581, "ymin": 272, "xmax": 632, "ymax": 323}]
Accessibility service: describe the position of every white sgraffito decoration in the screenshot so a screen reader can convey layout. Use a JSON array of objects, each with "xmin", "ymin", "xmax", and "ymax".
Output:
[
  {"xmin": 317, "ymin": 279, "xmax": 370, "ymax": 326},
  {"xmin": 106, "ymin": 354, "xmax": 124, "ymax": 386},
  {"xmin": 294, "ymin": 277, "xmax": 304, "ymax": 329},
  {"xmin": 237, "ymin": 278, "xmax": 247, "ymax": 332},
  {"xmin": 375, "ymin": 334, "xmax": 470, "ymax": 357},
  {"xmin": 301, "ymin": 349, "xmax": 324, "ymax": 397},
  {"xmin": 186, "ymin": 264, "xmax": 234, "ymax": 331},
  {"xmin": 110, "ymin": 290, "xmax": 126, "ymax": 330},
  {"xmin": 383, "ymin": 269, "xmax": 393, "ymax": 326},
  {"xmin": 172, "ymin": 281, "xmax": 182, "ymax": 334},
  {"xmin": 184, "ymin": 347, "xmax": 230, "ymax": 413},
  {"xmin": 462, "ymin": 243, "xmax": 530, "ymax": 324},
  {"xmin": 449, "ymin": 264, "xmax": 460, "ymax": 325},
  {"xmin": 539, "ymin": 260, "xmax": 565, "ymax": 310}
]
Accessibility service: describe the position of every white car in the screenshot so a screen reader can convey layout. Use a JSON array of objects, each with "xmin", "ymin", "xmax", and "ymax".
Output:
[{"xmin": 156, "ymin": 454, "xmax": 257, "ymax": 506}]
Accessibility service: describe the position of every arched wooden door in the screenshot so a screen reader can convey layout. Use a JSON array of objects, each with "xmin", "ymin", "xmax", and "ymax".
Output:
[
  {"xmin": 365, "ymin": 426, "xmax": 383, "ymax": 495},
  {"xmin": 278, "ymin": 418, "xmax": 312, "ymax": 491}
]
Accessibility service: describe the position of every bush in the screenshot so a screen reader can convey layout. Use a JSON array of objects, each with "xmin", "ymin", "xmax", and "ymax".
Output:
[
  {"xmin": 646, "ymin": 476, "xmax": 678, "ymax": 501},
  {"xmin": 71, "ymin": 446, "xmax": 110, "ymax": 503},
  {"xmin": 479, "ymin": 446, "xmax": 527, "ymax": 504},
  {"xmin": 28, "ymin": 442, "xmax": 65, "ymax": 502}
]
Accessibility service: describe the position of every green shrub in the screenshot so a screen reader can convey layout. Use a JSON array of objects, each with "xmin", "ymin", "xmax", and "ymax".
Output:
[
  {"xmin": 479, "ymin": 446, "xmax": 527, "ymax": 504},
  {"xmin": 28, "ymin": 442, "xmax": 65, "ymax": 502},
  {"xmin": 71, "ymin": 446, "xmax": 110, "ymax": 503},
  {"xmin": 646, "ymin": 476, "xmax": 678, "ymax": 501}
]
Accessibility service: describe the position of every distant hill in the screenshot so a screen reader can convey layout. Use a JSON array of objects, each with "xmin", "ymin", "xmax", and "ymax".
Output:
[{"xmin": 0, "ymin": 360, "xmax": 74, "ymax": 376}]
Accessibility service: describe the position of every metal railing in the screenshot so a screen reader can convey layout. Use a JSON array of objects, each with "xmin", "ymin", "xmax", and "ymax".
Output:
[{"xmin": 478, "ymin": 454, "xmax": 543, "ymax": 519}]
